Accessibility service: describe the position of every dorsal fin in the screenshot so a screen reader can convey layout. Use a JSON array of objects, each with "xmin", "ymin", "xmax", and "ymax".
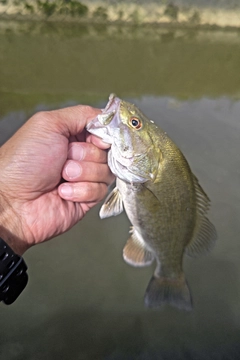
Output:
[{"xmin": 185, "ymin": 175, "xmax": 217, "ymax": 257}]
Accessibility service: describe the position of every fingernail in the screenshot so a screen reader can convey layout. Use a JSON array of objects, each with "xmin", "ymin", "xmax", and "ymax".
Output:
[
  {"xmin": 65, "ymin": 161, "xmax": 81, "ymax": 179},
  {"xmin": 68, "ymin": 144, "xmax": 85, "ymax": 161},
  {"xmin": 60, "ymin": 184, "xmax": 73, "ymax": 198}
]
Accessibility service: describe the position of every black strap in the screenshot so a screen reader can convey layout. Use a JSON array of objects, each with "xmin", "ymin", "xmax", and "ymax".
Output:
[{"xmin": 0, "ymin": 238, "xmax": 28, "ymax": 304}]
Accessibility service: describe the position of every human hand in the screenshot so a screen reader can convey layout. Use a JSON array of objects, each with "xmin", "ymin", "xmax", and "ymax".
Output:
[{"xmin": 0, "ymin": 105, "xmax": 114, "ymax": 255}]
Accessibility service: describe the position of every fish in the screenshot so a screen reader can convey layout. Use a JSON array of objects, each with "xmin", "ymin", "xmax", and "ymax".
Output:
[{"xmin": 86, "ymin": 94, "xmax": 217, "ymax": 311}]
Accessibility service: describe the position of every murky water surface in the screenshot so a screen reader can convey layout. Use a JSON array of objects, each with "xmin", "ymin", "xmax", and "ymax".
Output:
[{"xmin": 0, "ymin": 22, "xmax": 240, "ymax": 359}]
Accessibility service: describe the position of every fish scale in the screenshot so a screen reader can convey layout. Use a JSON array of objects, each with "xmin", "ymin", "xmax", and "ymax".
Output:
[{"xmin": 86, "ymin": 94, "xmax": 217, "ymax": 311}]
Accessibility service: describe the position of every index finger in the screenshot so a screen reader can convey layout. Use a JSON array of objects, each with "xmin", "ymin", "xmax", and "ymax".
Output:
[
  {"xmin": 42, "ymin": 105, "xmax": 102, "ymax": 138},
  {"xmin": 68, "ymin": 142, "xmax": 108, "ymax": 163},
  {"xmin": 86, "ymin": 133, "xmax": 111, "ymax": 150}
]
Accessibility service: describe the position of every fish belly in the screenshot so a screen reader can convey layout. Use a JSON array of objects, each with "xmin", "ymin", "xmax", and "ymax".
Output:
[
  {"xmin": 117, "ymin": 177, "xmax": 195, "ymax": 311},
  {"xmin": 117, "ymin": 177, "xmax": 194, "ymax": 271}
]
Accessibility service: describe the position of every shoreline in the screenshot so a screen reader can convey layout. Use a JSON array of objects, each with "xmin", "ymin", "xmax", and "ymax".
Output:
[{"xmin": 1, "ymin": 1, "xmax": 240, "ymax": 30}]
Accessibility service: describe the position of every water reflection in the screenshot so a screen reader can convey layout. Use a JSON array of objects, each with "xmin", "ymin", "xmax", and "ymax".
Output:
[
  {"xmin": 2, "ymin": 303, "xmax": 240, "ymax": 359},
  {"xmin": 0, "ymin": 95, "xmax": 240, "ymax": 358},
  {"xmin": 1, "ymin": 23, "xmax": 240, "ymax": 118}
]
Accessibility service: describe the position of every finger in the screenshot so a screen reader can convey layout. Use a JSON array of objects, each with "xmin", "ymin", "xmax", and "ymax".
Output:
[
  {"xmin": 58, "ymin": 182, "xmax": 108, "ymax": 202},
  {"xmin": 35, "ymin": 106, "xmax": 101, "ymax": 138},
  {"xmin": 62, "ymin": 160, "xmax": 115, "ymax": 185},
  {"xmin": 86, "ymin": 133, "xmax": 111, "ymax": 150},
  {"xmin": 68, "ymin": 142, "xmax": 108, "ymax": 163}
]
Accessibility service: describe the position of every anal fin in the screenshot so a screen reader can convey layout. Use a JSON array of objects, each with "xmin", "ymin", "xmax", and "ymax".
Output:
[{"xmin": 123, "ymin": 228, "xmax": 154, "ymax": 267}]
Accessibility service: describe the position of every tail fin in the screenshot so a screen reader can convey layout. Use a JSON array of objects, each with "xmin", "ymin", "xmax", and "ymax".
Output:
[{"xmin": 144, "ymin": 275, "xmax": 192, "ymax": 311}]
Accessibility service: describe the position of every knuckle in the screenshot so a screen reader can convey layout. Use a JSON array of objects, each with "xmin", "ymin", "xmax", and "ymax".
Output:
[
  {"xmin": 77, "ymin": 105, "xmax": 94, "ymax": 116},
  {"xmin": 77, "ymin": 105, "xmax": 100, "ymax": 121},
  {"xmin": 32, "ymin": 110, "xmax": 49, "ymax": 121},
  {"xmin": 80, "ymin": 182, "xmax": 107, "ymax": 202},
  {"xmin": 79, "ymin": 182, "xmax": 94, "ymax": 200},
  {"xmin": 30, "ymin": 111, "xmax": 52, "ymax": 127},
  {"xmin": 80, "ymin": 105, "xmax": 93, "ymax": 112}
]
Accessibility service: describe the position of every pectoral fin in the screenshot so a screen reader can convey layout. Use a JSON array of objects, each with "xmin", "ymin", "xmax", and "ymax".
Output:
[
  {"xmin": 123, "ymin": 228, "xmax": 154, "ymax": 267},
  {"xmin": 99, "ymin": 187, "xmax": 123, "ymax": 219},
  {"xmin": 185, "ymin": 175, "xmax": 217, "ymax": 257}
]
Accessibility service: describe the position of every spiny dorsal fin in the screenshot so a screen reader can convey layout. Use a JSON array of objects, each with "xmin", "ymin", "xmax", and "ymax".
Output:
[
  {"xmin": 99, "ymin": 187, "xmax": 123, "ymax": 219},
  {"xmin": 123, "ymin": 228, "xmax": 154, "ymax": 267},
  {"xmin": 185, "ymin": 175, "xmax": 217, "ymax": 257}
]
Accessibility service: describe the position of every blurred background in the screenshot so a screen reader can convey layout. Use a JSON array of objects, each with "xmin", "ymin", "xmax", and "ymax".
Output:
[{"xmin": 1, "ymin": 1, "xmax": 240, "ymax": 359}]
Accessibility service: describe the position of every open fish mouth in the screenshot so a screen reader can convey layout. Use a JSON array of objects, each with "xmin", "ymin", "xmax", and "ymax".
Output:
[
  {"xmin": 86, "ymin": 94, "xmax": 120, "ymax": 143},
  {"xmin": 86, "ymin": 119, "xmax": 113, "ymax": 144},
  {"xmin": 105, "ymin": 93, "xmax": 117, "ymax": 111}
]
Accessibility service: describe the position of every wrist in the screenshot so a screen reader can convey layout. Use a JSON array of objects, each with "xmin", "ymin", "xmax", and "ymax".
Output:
[
  {"xmin": 0, "ymin": 191, "xmax": 28, "ymax": 256},
  {"xmin": 0, "ymin": 237, "xmax": 29, "ymax": 304}
]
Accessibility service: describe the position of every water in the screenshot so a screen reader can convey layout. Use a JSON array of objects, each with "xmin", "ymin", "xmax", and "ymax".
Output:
[{"xmin": 1, "ymin": 21, "xmax": 240, "ymax": 359}]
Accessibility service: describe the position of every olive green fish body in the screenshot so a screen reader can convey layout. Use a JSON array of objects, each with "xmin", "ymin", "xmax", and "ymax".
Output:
[
  {"xmin": 86, "ymin": 94, "xmax": 217, "ymax": 311},
  {"xmin": 117, "ymin": 134, "xmax": 197, "ymax": 310},
  {"xmin": 119, "ymin": 145, "xmax": 196, "ymax": 273}
]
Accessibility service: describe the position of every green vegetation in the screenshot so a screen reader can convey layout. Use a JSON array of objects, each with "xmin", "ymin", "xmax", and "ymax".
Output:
[
  {"xmin": 164, "ymin": 3, "xmax": 179, "ymax": 20},
  {"xmin": 130, "ymin": 9, "xmax": 140, "ymax": 25},
  {"xmin": 189, "ymin": 10, "xmax": 201, "ymax": 24},
  {"xmin": 117, "ymin": 9, "xmax": 124, "ymax": 21},
  {"xmin": 37, "ymin": 0, "xmax": 57, "ymax": 17},
  {"xmin": 24, "ymin": 2, "xmax": 34, "ymax": 13},
  {"xmin": 0, "ymin": 0, "xmax": 238, "ymax": 29},
  {"xmin": 92, "ymin": 6, "xmax": 108, "ymax": 21},
  {"xmin": 7, "ymin": 0, "xmax": 89, "ymax": 18},
  {"xmin": 59, "ymin": 0, "xmax": 88, "ymax": 17}
]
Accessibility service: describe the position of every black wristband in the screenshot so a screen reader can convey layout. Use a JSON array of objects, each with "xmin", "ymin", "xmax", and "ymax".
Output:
[{"xmin": 0, "ymin": 238, "xmax": 28, "ymax": 305}]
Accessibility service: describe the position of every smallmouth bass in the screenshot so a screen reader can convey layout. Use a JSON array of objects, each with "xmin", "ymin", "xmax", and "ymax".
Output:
[{"xmin": 86, "ymin": 94, "xmax": 217, "ymax": 311}]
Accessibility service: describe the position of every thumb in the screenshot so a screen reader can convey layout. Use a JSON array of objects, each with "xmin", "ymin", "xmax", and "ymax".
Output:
[{"xmin": 38, "ymin": 105, "xmax": 101, "ymax": 138}]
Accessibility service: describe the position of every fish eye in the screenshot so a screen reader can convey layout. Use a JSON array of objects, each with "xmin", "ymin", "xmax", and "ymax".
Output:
[{"xmin": 130, "ymin": 117, "xmax": 142, "ymax": 130}]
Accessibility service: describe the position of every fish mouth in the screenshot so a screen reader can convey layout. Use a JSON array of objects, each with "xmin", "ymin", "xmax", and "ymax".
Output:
[
  {"xmin": 86, "ymin": 94, "xmax": 120, "ymax": 134},
  {"xmin": 105, "ymin": 93, "xmax": 117, "ymax": 111}
]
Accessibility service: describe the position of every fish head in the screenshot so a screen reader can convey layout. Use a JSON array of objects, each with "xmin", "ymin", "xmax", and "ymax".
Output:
[{"xmin": 86, "ymin": 94, "xmax": 162, "ymax": 183}]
